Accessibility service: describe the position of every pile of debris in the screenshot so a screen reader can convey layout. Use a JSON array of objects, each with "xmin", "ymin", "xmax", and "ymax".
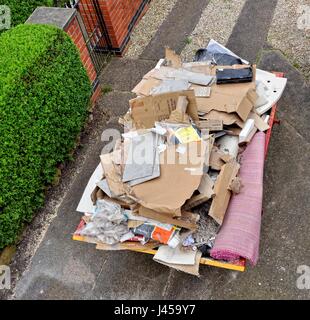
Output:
[{"xmin": 75, "ymin": 40, "xmax": 287, "ymax": 276}]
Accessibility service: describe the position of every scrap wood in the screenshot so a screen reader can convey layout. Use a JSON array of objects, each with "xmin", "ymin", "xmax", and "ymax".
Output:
[
  {"xmin": 208, "ymin": 161, "xmax": 240, "ymax": 225},
  {"xmin": 96, "ymin": 241, "xmax": 159, "ymax": 251}
]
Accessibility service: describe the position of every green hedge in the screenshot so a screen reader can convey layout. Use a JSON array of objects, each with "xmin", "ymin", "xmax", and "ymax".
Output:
[
  {"xmin": 0, "ymin": 24, "xmax": 92, "ymax": 249},
  {"xmin": 0, "ymin": 0, "xmax": 54, "ymax": 31}
]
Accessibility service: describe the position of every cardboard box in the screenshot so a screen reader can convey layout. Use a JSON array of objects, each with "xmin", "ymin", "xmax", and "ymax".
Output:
[{"xmin": 130, "ymin": 90, "xmax": 199, "ymax": 129}]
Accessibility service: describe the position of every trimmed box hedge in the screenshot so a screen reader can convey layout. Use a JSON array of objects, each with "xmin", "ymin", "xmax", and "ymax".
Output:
[
  {"xmin": 0, "ymin": 0, "xmax": 54, "ymax": 31},
  {"xmin": 0, "ymin": 24, "xmax": 92, "ymax": 249}
]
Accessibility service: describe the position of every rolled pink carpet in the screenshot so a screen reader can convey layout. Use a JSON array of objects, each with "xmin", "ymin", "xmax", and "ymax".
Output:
[{"xmin": 210, "ymin": 132, "xmax": 265, "ymax": 265}]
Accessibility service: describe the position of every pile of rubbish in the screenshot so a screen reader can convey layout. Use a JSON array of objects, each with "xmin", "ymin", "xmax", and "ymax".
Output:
[{"xmin": 75, "ymin": 40, "xmax": 287, "ymax": 276}]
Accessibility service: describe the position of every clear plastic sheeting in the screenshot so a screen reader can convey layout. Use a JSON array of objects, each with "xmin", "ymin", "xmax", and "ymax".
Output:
[{"xmin": 80, "ymin": 200, "xmax": 128, "ymax": 245}]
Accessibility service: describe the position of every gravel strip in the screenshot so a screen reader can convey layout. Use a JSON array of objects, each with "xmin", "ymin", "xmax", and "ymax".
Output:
[
  {"xmin": 180, "ymin": 0, "xmax": 246, "ymax": 61},
  {"xmin": 268, "ymin": 0, "xmax": 310, "ymax": 79},
  {"xmin": 125, "ymin": 0, "xmax": 178, "ymax": 58}
]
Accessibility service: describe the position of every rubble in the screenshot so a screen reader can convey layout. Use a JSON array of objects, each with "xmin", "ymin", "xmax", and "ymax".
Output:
[{"xmin": 74, "ymin": 39, "xmax": 287, "ymax": 275}]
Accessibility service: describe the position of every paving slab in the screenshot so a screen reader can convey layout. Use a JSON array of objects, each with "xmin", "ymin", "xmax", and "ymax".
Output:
[
  {"xmin": 100, "ymin": 58, "xmax": 157, "ymax": 92},
  {"xmin": 142, "ymin": 0, "xmax": 210, "ymax": 60},
  {"xmin": 226, "ymin": 0, "xmax": 278, "ymax": 62}
]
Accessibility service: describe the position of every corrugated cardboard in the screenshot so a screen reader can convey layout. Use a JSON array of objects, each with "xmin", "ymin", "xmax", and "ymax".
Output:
[
  {"xmin": 196, "ymin": 86, "xmax": 257, "ymax": 122},
  {"xmin": 138, "ymin": 206, "xmax": 198, "ymax": 230},
  {"xmin": 132, "ymin": 77, "xmax": 161, "ymax": 96},
  {"xmin": 209, "ymin": 161, "xmax": 240, "ymax": 224},
  {"xmin": 199, "ymin": 110, "xmax": 244, "ymax": 128},
  {"xmin": 247, "ymin": 111, "xmax": 270, "ymax": 132},
  {"xmin": 130, "ymin": 141, "xmax": 206, "ymax": 215},
  {"xmin": 198, "ymin": 173, "xmax": 215, "ymax": 197},
  {"xmin": 210, "ymin": 147, "xmax": 226, "ymax": 168},
  {"xmin": 183, "ymin": 193, "xmax": 211, "ymax": 210},
  {"xmin": 167, "ymin": 96, "xmax": 190, "ymax": 123},
  {"xmin": 165, "ymin": 47, "xmax": 182, "ymax": 68},
  {"xmin": 130, "ymin": 90, "xmax": 199, "ymax": 129},
  {"xmin": 100, "ymin": 153, "xmax": 128, "ymax": 198},
  {"xmin": 197, "ymin": 119, "xmax": 223, "ymax": 131}
]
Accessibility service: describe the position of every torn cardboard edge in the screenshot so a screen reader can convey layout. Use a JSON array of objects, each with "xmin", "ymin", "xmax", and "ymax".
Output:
[
  {"xmin": 165, "ymin": 47, "xmax": 182, "ymax": 69},
  {"xmin": 130, "ymin": 141, "xmax": 206, "ymax": 215},
  {"xmin": 137, "ymin": 206, "xmax": 199, "ymax": 230},
  {"xmin": 208, "ymin": 161, "xmax": 240, "ymax": 225},
  {"xmin": 154, "ymin": 246, "xmax": 202, "ymax": 276},
  {"xmin": 199, "ymin": 110, "xmax": 244, "ymax": 128},
  {"xmin": 130, "ymin": 90, "xmax": 199, "ymax": 129}
]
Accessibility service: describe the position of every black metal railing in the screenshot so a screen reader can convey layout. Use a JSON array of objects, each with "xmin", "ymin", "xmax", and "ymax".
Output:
[
  {"xmin": 63, "ymin": 0, "xmax": 112, "ymax": 75},
  {"xmin": 54, "ymin": 0, "xmax": 151, "ymax": 60}
]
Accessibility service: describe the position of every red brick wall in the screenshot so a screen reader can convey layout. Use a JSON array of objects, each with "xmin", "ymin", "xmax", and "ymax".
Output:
[
  {"xmin": 65, "ymin": 14, "xmax": 100, "ymax": 105},
  {"xmin": 65, "ymin": 15, "xmax": 97, "ymax": 84},
  {"xmin": 99, "ymin": 0, "xmax": 145, "ymax": 49}
]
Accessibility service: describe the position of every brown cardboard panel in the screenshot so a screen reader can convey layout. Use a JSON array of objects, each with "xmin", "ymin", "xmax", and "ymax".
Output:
[
  {"xmin": 209, "ymin": 161, "xmax": 240, "ymax": 225},
  {"xmin": 131, "ymin": 141, "xmax": 206, "ymax": 215},
  {"xmin": 168, "ymin": 96, "xmax": 191, "ymax": 123},
  {"xmin": 198, "ymin": 173, "xmax": 215, "ymax": 197},
  {"xmin": 132, "ymin": 77, "xmax": 161, "ymax": 96},
  {"xmin": 209, "ymin": 146, "xmax": 227, "ymax": 170},
  {"xmin": 130, "ymin": 90, "xmax": 199, "ymax": 129},
  {"xmin": 100, "ymin": 153, "xmax": 128, "ymax": 198},
  {"xmin": 127, "ymin": 220, "xmax": 144, "ymax": 229},
  {"xmin": 138, "ymin": 206, "xmax": 198, "ymax": 230},
  {"xmin": 183, "ymin": 193, "xmax": 211, "ymax": 210},
  {"xmin": 196, "ymin": 87, "xmax": 257, "ymax": 122},
  {"xmin": 248, "ymin": 111, "xmax": 270, "ymax": 132},
  {"xmin": 198, "ymin": 119, "xmax": 223, "ymax": 131},
  {"xmin": 165, "ymin": 47, "xmax": 182, "ymax": 68},
  {"xmin": 199, "ymin": 110, "xmax": 244, "ymax": 128}
]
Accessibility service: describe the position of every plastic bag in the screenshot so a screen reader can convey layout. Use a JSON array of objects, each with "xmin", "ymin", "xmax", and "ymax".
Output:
[
  {"xmin": 80, "ymin": 200, "xmax": 128, "ymax": 245},
  {"xmin": 194, "ymin": 50, "xmax": 243, "ymax": 65}
]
